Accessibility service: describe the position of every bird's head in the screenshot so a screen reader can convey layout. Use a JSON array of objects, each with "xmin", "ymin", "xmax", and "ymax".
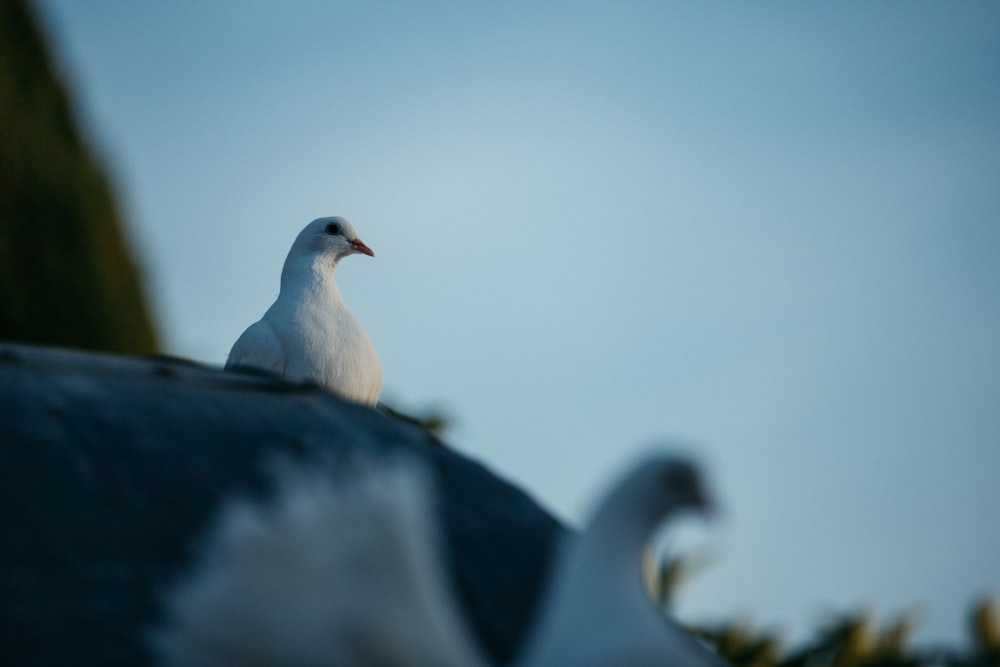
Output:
[
  {"xmin": 295, "ymin": 216, "xmax": 375, "ymax": 263},
  {"xmin": 587, "ymin": 454, "xmax": 714, "ymax": 546},
  {"xmin": 652, "ymin": 457, "xmax": 713, "ymax": 521}
]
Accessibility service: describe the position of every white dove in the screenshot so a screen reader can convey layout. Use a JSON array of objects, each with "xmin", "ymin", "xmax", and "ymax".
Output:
[{"xmin": 226, "ymin": 217, "xmax": 382, "ymax": 405}]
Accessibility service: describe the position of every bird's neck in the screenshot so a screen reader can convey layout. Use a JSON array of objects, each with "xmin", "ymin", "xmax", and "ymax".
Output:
[
  {"xmin": 579, "ymin": 498, "xmax": 656, "ymax": 585},
  {"xmin": 514, "ymin": 501, "xmax": 658, "ymax": 667},
  {"xmin": 279, "ymin": 254, "xmax": 343, "ymax": 303}
]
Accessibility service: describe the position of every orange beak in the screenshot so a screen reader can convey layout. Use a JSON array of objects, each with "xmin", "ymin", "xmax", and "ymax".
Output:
[{"xmin": 350, "ymin": 239, "xmax": 374, "ymax": 257}]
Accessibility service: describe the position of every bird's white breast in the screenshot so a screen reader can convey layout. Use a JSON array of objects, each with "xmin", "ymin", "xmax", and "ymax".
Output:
[{"xmin": 270, "ymin": 291, "xmax": 381, "ymax": 405}]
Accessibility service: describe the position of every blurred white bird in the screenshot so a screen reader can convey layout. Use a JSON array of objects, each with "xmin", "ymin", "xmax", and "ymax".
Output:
[
  {"xmin": 158, "ymin": 453, "xmax": 723, "ymax": 667},
  {"xmin": 514, "ymin": 455, "xmax": 722, "ymax": 667},
  {"xmin": 226, "ymin": 217, "xmax": 381, "ymax": 405}
]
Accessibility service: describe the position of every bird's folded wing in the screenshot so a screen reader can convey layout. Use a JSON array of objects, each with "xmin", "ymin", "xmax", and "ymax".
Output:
[{"xmin": 225, "ymin": 319, "xmax": 286, "ymax": 374}]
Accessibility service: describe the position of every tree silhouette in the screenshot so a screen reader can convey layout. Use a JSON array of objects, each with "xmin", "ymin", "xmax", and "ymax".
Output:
[{"xmin": 0, "ymin": 0, "xmax": 158, "ymax": 353}]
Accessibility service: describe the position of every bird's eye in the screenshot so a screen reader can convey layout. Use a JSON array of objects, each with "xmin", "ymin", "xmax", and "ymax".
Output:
[{"xmin": 325, "ymin": 222, "xmax": 342, "ymax": 235}]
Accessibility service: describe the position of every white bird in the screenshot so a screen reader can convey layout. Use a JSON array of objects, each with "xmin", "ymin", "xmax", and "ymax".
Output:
[
  {"xmin": 226, "ymin": 217, "xmax": 381, "ymax": 405},
  {"xmin": 157, "ymin": 453, "xmax": 723, "ymax": 667},
  {"xmin": 513, "ymin": 455, "xmax": 722, "ymax": 667}
]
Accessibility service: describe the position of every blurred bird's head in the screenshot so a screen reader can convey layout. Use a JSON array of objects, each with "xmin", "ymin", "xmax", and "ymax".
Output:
[{"xmin": 587, "ymin": 454, "xmax": 715, "ymax": 546}]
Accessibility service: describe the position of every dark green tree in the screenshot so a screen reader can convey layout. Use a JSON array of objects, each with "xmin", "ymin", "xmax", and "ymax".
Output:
[{"xmin": 0, "ymin": 0, "xmax": 158, "ymax": 353}]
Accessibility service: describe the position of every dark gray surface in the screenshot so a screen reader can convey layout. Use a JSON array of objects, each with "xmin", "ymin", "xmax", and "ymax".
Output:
[{"xmin": 0, "ymin": 342, "xmax": 563, "ymax": 667}]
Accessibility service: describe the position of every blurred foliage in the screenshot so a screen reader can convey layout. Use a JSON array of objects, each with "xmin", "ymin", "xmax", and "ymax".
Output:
[
  {"xmin": 0, "ymin": 0, "xmax": 158, "ymax": 353},
  {"xmin": 691, "ymin": 604, "xmax": 1000, "ymax": 667},
  {"xmin": 648, "ymin": 546, "xmax": 718, "ymax": 611},
  {"xmin": 652, "ymin": 556, "xmax": 1000, "ymax": 667},
  {"xmin": 379, "ymin": 401, "xmax": 452, "ymax": 442}
]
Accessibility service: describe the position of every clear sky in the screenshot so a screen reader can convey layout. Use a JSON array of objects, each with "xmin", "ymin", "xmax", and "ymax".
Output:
[{"xmin": 35, "ymin": 0, "xmax": 1000, "ymax": 648}]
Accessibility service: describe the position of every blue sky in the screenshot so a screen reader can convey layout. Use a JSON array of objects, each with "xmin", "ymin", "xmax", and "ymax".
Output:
[{"xmin": 36, "ymin": 0, "xmax": 1000, "ymax": 647}]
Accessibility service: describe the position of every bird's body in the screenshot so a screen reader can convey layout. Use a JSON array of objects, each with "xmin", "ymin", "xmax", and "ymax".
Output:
[{"xmin": 226, "ymin": 217, "xmax": 381, "ymax": 405}]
